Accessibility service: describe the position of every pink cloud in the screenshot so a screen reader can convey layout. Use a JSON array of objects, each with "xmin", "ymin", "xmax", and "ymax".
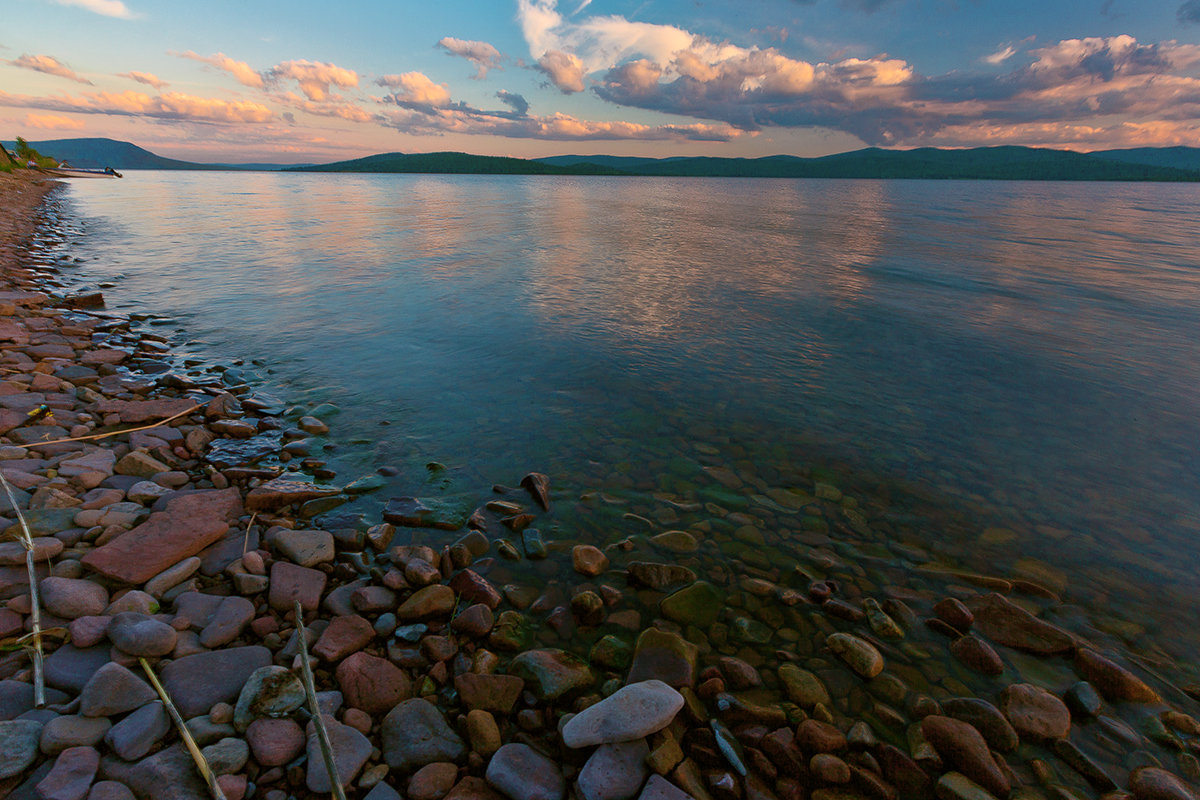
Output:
[
  {"xmin": 24, "ymin": 112, "xmax": 84, "ymax": 130},
  {"xmin": 8, "ymin": 54, "xmax": 92, "ymax": 85},
  {"xmin": 0, "ymin": 89, "xmax": 274, "ymax": 124},
  {"xmin": 537, "ymin": 50, "xmax": 586, "ymax": 93},
  {"xmin": 437, "ymin": 37, "xmax": 504, "ymax": 79},
  {"xmin": 119, "ymin": 71, "xmax": 168, "ymax": 90},
  {"xmin": 270, "ymin": 60, "xmax": 358, "ymax": 102},
  {"xmin": 176, "ymin": 51, "xmax": 265, "ymax": 89},
  {"xmin": 376, "ymin": 72, "xmax": 452, "ymax": 107}
]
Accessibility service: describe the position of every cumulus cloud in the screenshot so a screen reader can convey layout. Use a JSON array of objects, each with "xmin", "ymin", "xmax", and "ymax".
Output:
[
  {"xmin": 269, "ymin": 60, "xmax": 358, "ymax": 102},
  {"xmin": 496, "ymin": 90, "xmax": 530, "ymax": 116},
  {"xmin": 376, "ymin": 72, "xmax": 452, "ymax": 107},
  {"xmin": 49, "ymin": 0, "xmax": 137, "ymax": 19},
  {"xmin": 177, "ymin": 51, "xmax": 264, "ymax": 89},
  {"xmin": 536, "ymin": 50, "xmax": 586, "ymax": 92},
  {"xmin": 0, "ymin": 89, "xmax": 274, "ymax": 124},
  {"xmin": 24, "ymin": 112, "xmax": 84, "ymax": 130},
  {"xmin": 436, "ymin": 37, "xmax": 504, "ymax": 79},
  {"xmin": 8, "ymin": 54, "xmax": 92, "ymax": 84},
  {"xmin": 119, "ymin": 71, "xmax": 167, "ymax": 89}
]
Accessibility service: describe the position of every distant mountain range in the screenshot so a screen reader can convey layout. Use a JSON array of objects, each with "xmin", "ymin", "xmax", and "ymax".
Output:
[{"xmin": 9, "ymin": 137, "xmax": 1200, "ymax": 181}]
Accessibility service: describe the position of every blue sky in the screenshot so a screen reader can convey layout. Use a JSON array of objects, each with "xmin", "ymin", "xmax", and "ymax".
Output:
[{"xmin": 1, "ymin": 0, "xmax": 1198, "ymax": 162}]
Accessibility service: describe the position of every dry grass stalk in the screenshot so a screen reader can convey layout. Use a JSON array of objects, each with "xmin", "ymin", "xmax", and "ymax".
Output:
[
  {"xmin": 0, "ymin": 468, "xmax": 45, "ymax": 706},
  {"xmin": 242, "ymin": 511, "xmax": 258, "ymax": 556},
  {"xmin": 13, "ymin": 402, "xmax": 202, "ymax": 449},
  {"xmin": 139, "ymin": 657, "xmax": 228, "ymax": 800},
  {"xmin": 294, "ymin": 600, "xmax": 346, "ymax": 800}
]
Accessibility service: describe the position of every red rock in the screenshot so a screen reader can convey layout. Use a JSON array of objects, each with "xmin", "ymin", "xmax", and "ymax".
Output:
[
  {"xmin": 246, "ymin": 718, "xmax": 305, "ymax": 767},
  {"xmin": 966, "ymin": 593, "xmax": 1074, "ymax": 655},
  {"xmin": 448, "ymin": 570, "xmax": 502, "ymax": 609},
  {"xmin": 245, "ymin": 478, "xmax": 340, "ymax": 512},
  {"xmin": 93, "ymin": 397, "xmax": 197, "ymax": 424},
  {"xmin": 951, "ymin": 636, "xmax": 1004, "ymax": 675},
  {"xmin": 445, "ymin": 776, "xmax": 508, "ymax": 800},
  {"xmin": 268, "ymin": 561, "xmax": 326, "ymax": 612},
  {"xmin": 1129, "ymin": 767, "xmax": 1198, "ymax": 800},
  {"xmin": 933, "ymin": 598, "xmax": 974, "ymax": 631},
  {"xmin": 81, "ymin": 489, "xmax": 242, "ymax": 584},
  {"xmin": 36, "ymin": 745, "xmax": 99, "ymax": 800},
  {"xmin": 999, "ymin": 683, "xmax": 1071, "ymax": 741},
  {"xmin": 795, "ymin": 720, "xmax": 846, "ymax": 754},
  {"xmin": 312, "ymin": 614, "xmax": 374, "ymax": 661},
  {"xmin": 454, "ymin": 673, "xmax": 525, "ymax": 714},
  {"xmin": 921, "ymin": 715, "xmax": 1010, "ymax": 798},
  {"xmin": 519, "ymin": 473, "xmax": 551, "ymax": 511},
  {"xmin": 1074, "ymin": 649, "xmax": 1160, "ymax": 703},
  {"xmin": 336, "ymin": 651, "xmax": 412, "ymax": 714}
]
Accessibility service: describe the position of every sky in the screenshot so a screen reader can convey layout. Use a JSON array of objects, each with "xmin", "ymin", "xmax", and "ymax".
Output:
[{"xmin": 1, "ymin": 0, "xmax": 1199, "ymax": 163}]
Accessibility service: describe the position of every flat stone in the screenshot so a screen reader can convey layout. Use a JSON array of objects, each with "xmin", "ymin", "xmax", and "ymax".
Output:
[
  {"xmin": 563, "ymin": 680, "xmax": 684, "ymax": 748},
  {"xmin": 450, "ymin": 604, "xmax": 494, "ymax": 637},
  {"xmin": 198, "ymin": 596, "xmax": 255, "ymax": 648},
  {"xmin": 114, "ymin": 451, "xmax": 171, "ymax": 479},
  {"xmin": 999, "ymin": 683, "xmax": 1071, "ymax": 741},
  {"xmin": 202, "ymin": 736, "xmax": 249, "ymax": 776},
  {"xmin": 382, "ymin": 698, "xmax": 466, "ymax": 771},
  {"xmin": 44, "ymin": 644, "xmax": 112, "ymax": 693},
  {"xmin": 97, "ymin": 744, "xmax": 209, "ymax": 800},
  {"xmin": 337, "ymin": 652, "xmax": 412, "ymax": 714},
  {"xmin": 0, "ymin": 679, "xmax": 68, "ymax": 721},
  {"xmin": 0, "ymin": 536, "xmax": 62, "ymax": 566},
  {"xmin": 627, "ymin": 629, "xmax": 698, "ymax": 688},
  {"xmin": 777, "ymin": 665, "xmax": 830, "ymax": 708},
  {"xmin": 107, "ymin": 612, "xmax": 177, "ymax": 657},
  {"xmin": 578, "ymin": 740, "xmax": 650, "ymax": 800},
  {"xmin": 627, "ymin": 562, "xmax": 696, "ymax": 590},
  {"xmin": 826, "ymin": 633, "xmax": 884, "ymax": 679},
  {"xmin": 268, "ymin": 561, "xmax": 326, "ymax": 612},
  {"xmin": 246, "ymin": 478, "xmax": 340, "ymax": 512},
  {"xmin": 638, "ymin": 775, "xmax": 696, "ymax": 800},
  {"xmin": 508, "ymin": 649, "xmax": 595, "ymax": 701},
  {"xmin": 660, "ymin": 582, "xmax": 723, "ymax": 629},
  {"xmin": 160, "ymin": 645, "xmax": 272, "ymax": 719},
  {"xmin": 486, "ymin": 743, "xmax": 565, "ymax": 800},
  {"xmin": 966, "ymin": 593, "xmax": 1074, "ymax": 656},
  {"xmin": 40, "ymin": 577, "xmax": 109, "ymax": 619},
  {"xmin": 80, "ymin": 662, "xmax": 156, "ymax": 717},
  {"xmin": 409, "ymin": 762, "xmax": 460, "ymax": 800},
  {"xmin": 921, "ymin": 715, "xmax": 1010, "ymax": 798},
  {"xmin": 447, "ymin": 570, "xmax": 502, "ymax": 609},
  {"xmin": 40, "ymin": 715, "xmax": 111, "ymax": 754},
  {"xmin": 104, "ymin": 701, "xmax": 169, "ymax": 761},
  {"xmin": 313, "ymin": 614, "xmax": 375, "ymax": 661},
  {"xmin": 398, "ymin": 585, "xmax": 456, "ymax": 620},
  {"xmin": 1074, "ymin": 649, "xmax": 1160, "ymax": 703},
  {"xmin": 453, "ymin": 673, "xmax": 524, "ymax": 714},
  {"xmin": 232, "ymin": 665, "xmax": 306, "ymax": 732},
  {"xmin": 36, "ymin": 745, "xmax": 99, "ymax": 800},
  {"xmin": 94, "ymin": 398, "xmax": 197, "ymax": 424},
  {"xmin": 246, "ymin": 717, "xmax": 305, "ymax": 767},
  {"xmin": 383, "ymin": 496, "xmax": 471, "ymax": 530},
  {"xmin": 276, "ymin": 529, "xmax": 335, "ymax": 567},
  {"xmin": 0, "ymin": 718, "xmax": 42, "ymax": 778},
  {"xmin": 940, "ymin": 698, "xmax": 1019, "ymax": 752},
  {"xmin": 143, "ymin": 557, "xmax": 200, "ymax": 599},
  {"xmin": 82, "ymin": 489, "xmax": 242, "ymax": 584}
]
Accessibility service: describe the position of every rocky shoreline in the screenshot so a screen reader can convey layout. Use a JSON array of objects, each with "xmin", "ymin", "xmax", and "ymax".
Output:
[{"xmin": 0, "ymin": 172, "xmax": 1198, "ymax": 800}]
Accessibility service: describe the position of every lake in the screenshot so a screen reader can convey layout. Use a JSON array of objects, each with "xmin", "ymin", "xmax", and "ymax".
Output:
[{"xmin": 52, "ymin": 171, "xmax": 1200, "ymax": 672}]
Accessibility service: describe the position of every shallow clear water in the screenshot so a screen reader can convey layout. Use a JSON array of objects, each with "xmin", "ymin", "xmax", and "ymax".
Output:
[{"xmin": 55, "ymin": 171, "xmax": 1200, "ymax": 664}]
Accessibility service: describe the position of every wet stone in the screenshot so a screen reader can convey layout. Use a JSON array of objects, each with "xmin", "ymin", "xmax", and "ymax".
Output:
[
  {"xmin": 276, "ymin": 528, "xmax": 335, "ymax": 567},
  {"xmin": 578, "ymin": 740, "xmax": 651, "ymax": 800},
  {"xmin": 627, "ymin": 628, "xmax": 699, "ymax": 688},
  {"xmin": 777, "ymin": 665, "xmax": 830, "ymax": 708},
  {"xmin": 950, "ymin": 636, "xmax": 1004, "ymax": 676},
  {"xmin": 920, "ymin": 715, "xmax": 1010, "ymax": 798},
  {"xmin": 509, "ymin": 648, "xmax": 596, "ymax": 701},
  {"xmin": 940, "ymin": 698, "xmax": 1019, "ymax": 752},
  {"xmin": 313, "ymin": 614, "xmax": 375, "ymax": 661},
  {"xmin": 486, "ymin": 743, "xmax": 565, "ymax": 800},
  {"xmin": 268, "ymin": 561, "xmax": 327, "ymax": 612},
  {"xmin": 337, "ymin": 651, "xmax": 412, "ymax": 714},
  {"xmin": 1128, "ymin": 767, "xmax": 1198, "ymax": 800},
  {"xmin": 564, "ymin": 680, "xmax": 684, "ymax": 748},
  {"xmin": 233, "ymin": 665, "xmax": 306, "ymax": 732},
  {"xmin": 966, "ymin": 593, "xmax": 1073, "ymax": 656},
  {"xmin": 398, "ymin": 585, "xmax": 456, "ymax": 620},
  {"xmin": 1074, "ymin": 648, "xmax": 1160, "ymax": 703},
  {"xmin": 1063, "ymin": 682, "xmax": 1103, "ymax": 717},
  {"xmin": 661, "ymin": 582, "xmax": 724, "ymax": 629},
  {"xmin": 627, "ymin": 562, "xmax": 697, "ymax": 591},
  {"xmin": 999, "ymin": 683, "xmax": 1071, "ymax": 742},
  {"xmin": 454, "ymin": 673, "xmax": 525, "ymax": 714},
  {"xmin": 161, "ymin": 645, "xmax": 272, "ymax": 719},
  {"xmin": 825, "ymin": 633, "xmax": 883, "ymax": 679},
  {"xmin": 382, "ymin": 698, "xmax": 466, "ymax": 771}
]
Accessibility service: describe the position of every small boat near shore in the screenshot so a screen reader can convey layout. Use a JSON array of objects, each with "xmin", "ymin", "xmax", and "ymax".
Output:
[{"xmin": 41, "ymin": 166, "xmax": 123, "ymax": 178}]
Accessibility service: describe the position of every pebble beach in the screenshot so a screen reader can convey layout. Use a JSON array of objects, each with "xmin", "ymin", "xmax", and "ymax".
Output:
[{"xmin": 0, "ymin": 172, "xmax": 1198, "ymax": 800}]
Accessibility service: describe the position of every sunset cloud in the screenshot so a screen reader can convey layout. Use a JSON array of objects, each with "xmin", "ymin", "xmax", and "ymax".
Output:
[
  {"xmin": 436, "ymin": 37, "xmax": 504, "ymax": 79},
  {"xmin": 119, "ymin": 70, "xmax": 168, "ymax": 89},
  {"xmin": 176, "ymin": 51, "xmax": 265, "ymax": 89},
  {"xmin": 49, "ymin": 0, "xmax": 137, "ymax": 19},
  {"xmin": 536, "ymin": 50, "xmax": 586, "ymax": 93},
  {"xmin": 376, "ymin": 72, "xmax": 452, "ymax": 107},
  {"xmin": 24, "ymin": 112, "xmax": 84, "ymax": 130},
  {"xmin": 0, "ymin": 89, "xmax": 274, "ymax": 124},
  {"xmin": 269, "ymin": 60, "xmax": 358, "ymax": 102},
  {"xmin": 8, "ymin": 54, "xmax": 93, "ymax": 84}
]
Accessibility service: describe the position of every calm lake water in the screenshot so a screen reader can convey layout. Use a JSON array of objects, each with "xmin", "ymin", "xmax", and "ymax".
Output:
[{"xmin": 53, "ymin": 171, "xmax": 1200, "ymax": 667}]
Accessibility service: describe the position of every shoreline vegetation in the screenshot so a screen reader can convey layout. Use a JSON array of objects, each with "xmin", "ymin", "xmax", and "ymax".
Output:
[
  {"xmin": 0, "ymin": 171, "xmax": 1197, "ymax": 800},
  {"xmin": 10, "ymin": 137, "xmax": 1200, "ymax": 181}
]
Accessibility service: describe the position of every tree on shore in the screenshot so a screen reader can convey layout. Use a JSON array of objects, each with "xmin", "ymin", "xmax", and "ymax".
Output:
[{"xmin": 12, "ymin": 137, "xmax": 59, "ymax": 169}]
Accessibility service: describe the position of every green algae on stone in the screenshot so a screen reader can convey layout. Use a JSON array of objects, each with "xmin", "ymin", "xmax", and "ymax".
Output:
[{"xmin": 660, "ymin": 581, "xmax": 724, "ymax": 629}]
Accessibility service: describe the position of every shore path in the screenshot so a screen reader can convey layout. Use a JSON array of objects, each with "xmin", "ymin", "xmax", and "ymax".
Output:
[{"xmin": 0, "ymin": 172, "xmax": 1196, "ymax": 800}]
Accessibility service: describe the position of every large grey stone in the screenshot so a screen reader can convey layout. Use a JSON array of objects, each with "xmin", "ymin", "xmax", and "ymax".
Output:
[
  {"xmin": 577, "ymin": 740, "xmax": 650, "ymax": 800},
  {"xmin": 98, "ymin": 744, "xmax": 209, "ymax": 800},
  {"xmin": 0, "ymin": 718, "xmax": 42, "ymax": 778},
  {"xmin": 160, "ymin": 645, "xmax": 271, "ymax": 718},
  {"xmin": 105, "ymin": 701, "xmax": 169, "ymax": 761},
  {"xmin": 382, "ymin": 698, "xmax": 466, "ymax": 771},
  {"xmin": 80, "ymin": 662, "xmax": 156, "ymax": 718},
  {"xmin": 306, "ymin": 715, "xmax": 371, "ymax": 793},
  {"xmin": 486, "ymin": 743, "xmax": 565, "ymax": 800},
  {"xmin": 563, "ymin": 680, "xmax": 683, "ymax": 748}
]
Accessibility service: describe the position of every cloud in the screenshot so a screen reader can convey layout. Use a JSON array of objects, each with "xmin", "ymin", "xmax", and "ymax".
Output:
[
  {"xmin": 8, "ymin": 54, "xmax": 93, "ymax": 84},
  {"xmin": 24, "ymin": 112, "xmax": 84, "ymax": 130},
  {"xmin": 436, "ymin": 37, "xmax": 504, "ymax": 79},
  {"xmin": 119, "ymin": 70, "xmax": 167, "ymax": 89},
  {"xmin": 496, "ymin": 90, "xmax": 529, "ymax": 116},
  {"xmin": 275, "ymin": 92, "xmax": 372, "ymax": 123},
  {"xmin": 839, "ymin": 0, "xmax": 896, "ymax": 11},
  {"xmin": 376, "ymin": 72, "xmax": 452, "ymax": 107},
  {"xmin": 176, "ymin": 51, "xmax": 264, "ymax": 89},
  {"xmin": 49, "ymin": 0, "xmax": 137, "ymax": 19},
  {"xmin": 536, "ymin": 50, "xmax": 586, "ymax": 92},
  {"xmin": 269, "ymin": 60, "xmax": 358, "ymax": 102},
  {"xmin": 984, "ymin": 46, "xmax": 1017, "ymax": 65},
  {"xmin": 0, "ymin": 89, "xmax": 274, "ymax": 124},
  {"xmin": 1180, "ymin": 0, "xmax": 1200, "ymax": 23}
]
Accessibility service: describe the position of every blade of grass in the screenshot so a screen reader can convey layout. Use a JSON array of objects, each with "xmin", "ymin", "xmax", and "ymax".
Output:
[
  {"xmin": 140, "ymin": 657, "xmax": 228, "ymax": 800},
  {"xmin": 294, "ymin": 600, "xmax": 346, "ymax": 800}
]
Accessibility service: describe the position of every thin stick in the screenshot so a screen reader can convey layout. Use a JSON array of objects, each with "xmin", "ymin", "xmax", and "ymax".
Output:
[
  {"xmin": 0, "ymin": 469, "xmax": 43, "ymax": 706},
  {"xmin": 140, "ymin": 657, "xmax": 228, "ymax": 800},
  {"xmin": 14, "ymin": 402, "xmax": 203, "ymax": 448},
  {"xmin": 294, "ymin": 600, "xmax": 346, "ymax": 800},
  {"xmin": 242, "ymin": 512, "xmax": 257, "ymax": 556}
]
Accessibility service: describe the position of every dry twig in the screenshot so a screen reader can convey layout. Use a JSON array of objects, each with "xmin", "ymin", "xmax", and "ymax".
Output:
[
  {"xmin": 140, "ymin": 657, "xmax": 228, "ymax": 800},
  {"xmin": 12, "ymin": 402, "xmax": 203, "ymax": 448},
  {"xmin": 294, "ymin": 600, "xmax": 346, "ymax": 800},
  {"xmin": 0, "ymin": 468, "xmax": 44, "ymax": 706}
]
